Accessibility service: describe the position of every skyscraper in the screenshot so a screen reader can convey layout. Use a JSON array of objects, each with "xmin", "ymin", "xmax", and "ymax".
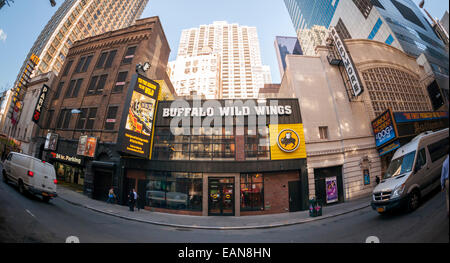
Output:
[
  {"xmin": 329, "ymin": 0, "xmax": 448, "ymax": 106},
  {"xmin": 330, "ymin": 0, "xmax": 448, "ymax": 69},
  {"xmin": 284, "ymin": 0, "xmax": 340, "ymax": 55},
  {"xmin": 284, "ymin": 0, "xmax": 449, "ymax": 106},
  {"xmin": 169, "ymin": 21, "xmax": 271, "ymax": 99},
  {"xmin": 284, "ymin": 0, "xmax": 340, "ymax": 31},
  {"xmin": 5, "ymin": 0, "xmax": 148, "ymax": 126}
]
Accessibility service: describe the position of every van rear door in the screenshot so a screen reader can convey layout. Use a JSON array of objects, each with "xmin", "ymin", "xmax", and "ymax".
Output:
[{"xmin": 34, "ymin": 160, "xmax": 57, "ymax": 193}]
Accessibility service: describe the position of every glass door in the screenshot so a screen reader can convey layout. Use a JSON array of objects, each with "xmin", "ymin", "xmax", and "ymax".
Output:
[{"xmin": 208, "ymin": 178, "xmax": 234, "ymax": 216}]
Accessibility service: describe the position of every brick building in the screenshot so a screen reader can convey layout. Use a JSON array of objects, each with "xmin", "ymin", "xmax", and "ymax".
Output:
[{"xmin": 35, "ymin": 16, "xmax": 175, "ymax": 198}]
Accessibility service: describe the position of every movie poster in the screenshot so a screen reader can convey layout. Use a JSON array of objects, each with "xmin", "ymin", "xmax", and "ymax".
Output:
[
  {"xmin": 125, "ymin": 91, "xmax": 156, "ymax": 136},
  {"xmin": 77, "ymin": 135, "xmax": 87, "ymax": 156},
  {"xmin": 85, "ymin": 137, "xmax": 97, "ymax": 157},
  {"xmin": 116, "ymin": 74, "xmax": 160, "ymax": 159},
  {"xmin": 326, "ymin": 176, "xmax": 338, "ymax": 204},
  {"xmin": 77, "ymin": 135, "xmax": 97, "ymax": 157},
  {"xmin": 44, "ymin": 133, "xmax": 58, "ymax": 151}
]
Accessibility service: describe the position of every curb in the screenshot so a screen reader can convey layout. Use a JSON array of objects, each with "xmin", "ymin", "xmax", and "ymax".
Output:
[{"xmin": 58, "ymin": 194, "xmax": 371, "ymax": 230}]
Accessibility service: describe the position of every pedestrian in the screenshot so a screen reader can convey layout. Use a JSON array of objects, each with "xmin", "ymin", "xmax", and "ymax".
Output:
[
  {"xmin": 133, "ymin": 188, "xmax": 140, "ymax": 211},
  {"xmin": 441, "ymin": 150, "xmax": 449, "ymax": 217},
  {"xmin": 106, "ymin": 187, "xmax": 116, "ymax": 204},
  {"xmin": 128, "ymin": 189, "xmax": 135, "ymax": 212},
  {"xmin": 375, "ymin": 176, "xmax": 380, "ymax": 185}
]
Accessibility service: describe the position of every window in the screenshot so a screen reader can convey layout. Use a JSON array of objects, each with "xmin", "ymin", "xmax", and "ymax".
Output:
[
  {"xmin": 368, "ymin": 18, "xmax": 383, "ymax": 40},
  {"xmin": 113, "ymin": 71, "xmax": 128, "ymax": 93},
  {"xmin": 44, "ymin": 110, "xmax": 54, "ymax": 129},
  {"xmin": 104, "ymin": 106, "xmax": 118, "ymax": 130},
  {"xmin": 104, "ymin": 50, "xmax": 117, "ymax": 68},
  {"xmin": 95, "ymin": 52, "xmax": 108, "ymax": 68},
  {"xmin": 385, "ymin": 34, "xmax": 394, "ymax": 45},
  {"xmin": 76, "ymin": 108, "xmax": 87, "ymax": 129},
  {"xmin": 86, "ymin": 74, "xmax": 107, "ymax": 95},
  {"xmin": 352, "ymin": 0, "xmax": 373, "ymax": 18},
  {"xmin": 427, "ymin": 138, "xmax": 449, "ymax": 163},
  {"xmin": 85, "ymin": 108, "xmax": 97, "ymax": 130},
  {"xmin": 56, "ymin": 109, "xmax": 72, "ymax": 129},
  {"xmin": 245, "ymin": 126, "xmax": 269, "ymax": 160},
  {"xmin": 145, "ymin": 171, "xmax": 203, "ymax": 211},
  {"xmin": 240, "ymin": 173, "xmax": 264, "ymax": 211},
  {"xmin": 415, "ymin": 148, "xmax": 427, "ymax": 171},
  {"xmin": 81, "ymin": 55, "xmax": 93, "ymax": 72},
  {"xmin": 65, "ymin": 79, "xmax": 83, "ymax": 98},
  {"xmin": 65, "ymin": 80, "xmax": 76, "ymax": 98},
  {"xmin": 54, "ymin": 81, "xmax": 64, "ymax": 99},
  {"xmin": 62, "ymin": 60, "xmax": 74, "ymax": 76},
  {"xmin": 335, "ymin": 18, "xmax": 352, "ymax": 40},
  {"xmin": 122, "ymin": 46, "xmax": 137, "ymax": 64},
  {"xmin": 319, "ymin": 126, "xmax": 329, "ymax": 140},
  {"xmin": 72, "ymin": 79, "xmax": 83, "ymax": 97},
  {"xmin": 74, "ymin": 54, "xmax": 93, "ymax": 73}
]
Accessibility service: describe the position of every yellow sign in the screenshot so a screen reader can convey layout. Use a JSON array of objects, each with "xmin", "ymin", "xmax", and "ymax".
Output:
[{"xmin": 269, "ymin": 123, "xmax": 306, "ymax": 160}]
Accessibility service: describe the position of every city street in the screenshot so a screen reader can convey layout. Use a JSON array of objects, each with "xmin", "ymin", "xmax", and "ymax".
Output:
[{"xmin": 0, "ymin": 176, "xmax": 448, "ymax": 243}]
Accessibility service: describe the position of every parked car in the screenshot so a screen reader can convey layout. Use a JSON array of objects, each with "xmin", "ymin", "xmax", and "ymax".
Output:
[
  {"xmin": 2, "ymin": 152, "xmax": 57, "ymax": 202},
  {"xmin": 371, "ymin": 128, "xmax": 449, "ymax": 213}
]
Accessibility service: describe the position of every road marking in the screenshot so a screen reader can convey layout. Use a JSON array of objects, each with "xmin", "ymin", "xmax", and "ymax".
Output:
[{"xmin": 25, "ymin": 209, "xmax": 36, "ymax": 218}]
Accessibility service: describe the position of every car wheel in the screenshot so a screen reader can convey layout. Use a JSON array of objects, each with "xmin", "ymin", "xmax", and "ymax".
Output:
[
  {"xmin": 18, "ymin": 181, "xmax": 25, "ymax": 195},
  {"xmin": 407, "ymin": 189, "xmax": 420, "ymax": 212},
  {"xmin": 42, "ymin": 196, "xmax": 50, "ymax": 203}
]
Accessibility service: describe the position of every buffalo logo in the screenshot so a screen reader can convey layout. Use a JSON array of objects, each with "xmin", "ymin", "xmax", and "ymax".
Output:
[{"xmin": 277, "ymin": 129, "xmax": 300, "ymax": 153}]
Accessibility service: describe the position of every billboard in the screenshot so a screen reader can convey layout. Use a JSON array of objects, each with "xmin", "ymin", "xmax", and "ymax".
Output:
[
  {"xmin": 116, "ymin": 74, "xmax": 160, "ymax": 159},
  {"xmin": 44, "ymin": 133, "xmax": 58, "ymax": 151},
  {"xmin": 77, "ymin": 135, "xmax": 97, "ymax": 158},
  {"xmin": 371, "ymin": 108, "xmax": 398, "ymax": 148}
]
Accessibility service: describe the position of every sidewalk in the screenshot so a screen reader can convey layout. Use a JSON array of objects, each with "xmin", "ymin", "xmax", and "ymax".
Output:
[{"xmin": 57, "ymin": 186, "xmax": 371, "ymax": 230}]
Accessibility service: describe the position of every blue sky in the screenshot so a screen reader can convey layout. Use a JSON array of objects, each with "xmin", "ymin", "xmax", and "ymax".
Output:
[{"xmin": 0, "ymin": 0, "xmax": 448, "ymax": 92}]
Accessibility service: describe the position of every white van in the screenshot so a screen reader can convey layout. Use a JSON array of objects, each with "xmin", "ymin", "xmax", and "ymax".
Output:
[
  {"xmin": 371, "ymin": 128, "xmax": 449, "ymax": 213},
  {"xmin": 2, "ymin": 152, "xmax": 57, "ymax": 202}
]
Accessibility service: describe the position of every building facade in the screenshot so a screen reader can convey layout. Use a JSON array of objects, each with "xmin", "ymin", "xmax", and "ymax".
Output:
[
  {"xmin": 330, "ymin": 0, "xmax": 448, "ymax": 71},
  {"xmin": 278, "ymin": 38, "xmax": 447, "ymax": 202},
  {"xmin": 168, "ymin": 21, "xmax": 271, "ymax": 99},
  {"xmin": 167, "ymin": 54, "xmax": 221, "ymax": 99},
  {"xmin": 2, "ymin": 0, "xmax": 149, "ymax": 134},
  {"xmin": 7, "ymin": 72, "xmax": 57, "ymax": 156},
  {"xmin": 284, "ymin": 0, "xmax": 449, "ymax": 120},
  {"xmin": 35, "ymin": 16, "xmax": 174, "ymax": 190},
  {"xmin": 297, "ymin": 25, "xmax": 329, "ymax": 56},
  {"xmin": 124, "ymin": 98, "xmax": 308, "ymax": 216}
]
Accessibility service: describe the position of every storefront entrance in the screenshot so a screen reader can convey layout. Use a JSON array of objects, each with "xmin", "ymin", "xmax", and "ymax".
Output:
[{"xmin": 208, "ymin": 178, "xmax": 234, "ymax": 216}]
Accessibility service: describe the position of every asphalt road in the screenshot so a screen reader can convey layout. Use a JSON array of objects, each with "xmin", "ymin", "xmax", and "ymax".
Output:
[{"xmin": 0, "ymin": 176, "xmax": 448, "ymax": 243}]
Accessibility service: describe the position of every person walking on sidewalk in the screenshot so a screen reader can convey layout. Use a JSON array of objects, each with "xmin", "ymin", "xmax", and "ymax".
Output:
[
  {"xmin": 441, "ymin": 151, "xmax": 449, "ymax": 217},
  {"xmin": 128, "ymin": 189, "xmax": 135, "ymax": 212},
  {"xmin": 133, "ymin": 188, "xmax": 140, "ymax": 211},
  {"xmin": 107, "ymin": 188, "xmax": 116, "ymax": 204}
]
